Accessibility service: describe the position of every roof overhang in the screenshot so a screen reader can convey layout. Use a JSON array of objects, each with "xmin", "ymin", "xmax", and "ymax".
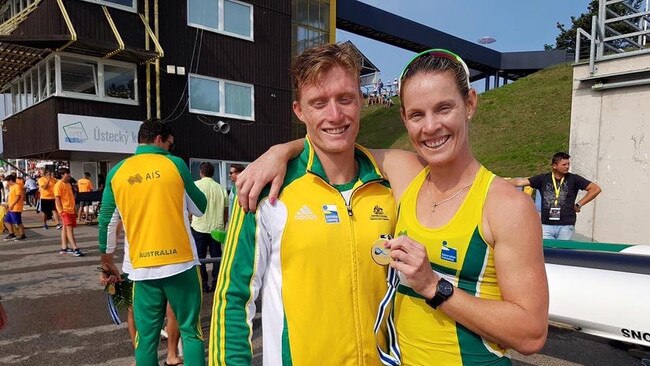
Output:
[{"xmin": 0, "ymin": 43, "xmax": 50, "ymax": 87}]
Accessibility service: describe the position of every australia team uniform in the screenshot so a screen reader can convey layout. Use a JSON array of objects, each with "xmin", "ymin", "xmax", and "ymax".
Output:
[
  {"xmin": 394, "ymin": 166, "xmax": 511, "ymax": 366},
  {"xmin": 98, "ymin": 145, "xmax": 207, "ymax": 365},
  {"xmin": 210, "ymin": 138, "xmax": 397, "ymax": 366}
]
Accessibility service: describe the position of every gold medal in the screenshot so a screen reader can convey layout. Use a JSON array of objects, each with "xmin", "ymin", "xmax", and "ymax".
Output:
[{"xmin": 371, "ymin": 239, "xmax": 391, "ymax": 266}]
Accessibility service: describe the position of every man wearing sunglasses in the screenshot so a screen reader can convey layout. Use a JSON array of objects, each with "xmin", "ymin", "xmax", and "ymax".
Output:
[{"xmin": 98, "ymin": 119, "xmax": 207, "ymax": 366}]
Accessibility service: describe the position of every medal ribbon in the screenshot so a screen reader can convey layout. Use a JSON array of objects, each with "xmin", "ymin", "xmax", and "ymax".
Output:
[
  {"xmin": 107, "ymin": 294, "xmax": 122, "ymax": 325},
  {"xmin": 373, "ymin": 266, "xmax": 401, "ymax": 365},
  {"xmin": 551, "ymin": 175, "xmax": 564, "ymax": 206}
]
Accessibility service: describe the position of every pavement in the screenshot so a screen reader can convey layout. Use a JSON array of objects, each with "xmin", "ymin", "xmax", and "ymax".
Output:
[{"xmin": 0, "ymin": 207, "xmax": 263, "ymax": 365}]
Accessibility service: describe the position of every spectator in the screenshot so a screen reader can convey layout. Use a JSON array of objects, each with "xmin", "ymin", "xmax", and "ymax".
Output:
[
  {"xmin": 191, "ymin": 162, "xmax": 228, "ymax": 293},
  {"xmin": 76, "ymin": 172, "xmax": 94, "ymax": 222},
  {"xmin": 509, "ymin": 152, "xmax": 602, "ymax": 240},
  {"xmin": 24, "ymin": 176, "xmax": 39, "ymax": 207},
  {"xmin": 38, "ymin": 170, "xmax": 62, "ymax": 230},
  {"xmin": 3, "ymin": 175, "xmax": 26, "ymax": 241},
  {"xmin": 54, "ymin": 168, "xmax": 84, "ymax": 256},
  {"xmin": 227, "ymin": 164, "xmax": 244, "ymax": 221}
]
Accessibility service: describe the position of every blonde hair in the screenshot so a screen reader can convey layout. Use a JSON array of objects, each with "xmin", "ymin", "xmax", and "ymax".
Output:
[{"xmin": 292, "ymin": 42, "xmax": 362, "ymax": 100}]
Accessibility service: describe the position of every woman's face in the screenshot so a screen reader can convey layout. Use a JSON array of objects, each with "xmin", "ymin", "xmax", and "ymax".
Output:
[{"xmin": 400, "ymin": 70, "xmax": 477, "ymax": 167}]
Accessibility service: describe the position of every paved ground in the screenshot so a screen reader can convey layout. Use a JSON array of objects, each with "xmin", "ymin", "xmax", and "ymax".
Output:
[{"xmin": 0, "ymin": 207, "xmax": 647, "ymax": 365}]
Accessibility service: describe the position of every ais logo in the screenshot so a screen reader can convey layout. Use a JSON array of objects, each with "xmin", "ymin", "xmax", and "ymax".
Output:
[{"xmin": 127, "ymin": 171, "xmax": 161, "ymax": 185}]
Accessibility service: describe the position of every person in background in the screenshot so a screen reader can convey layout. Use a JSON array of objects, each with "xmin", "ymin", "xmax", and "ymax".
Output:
[
  {"xmin": 76, "ymin": 172, "xmax": 94, "ymax": 222},
  {"xmin": 509, "ymin": 152, "xmax": 602, "ymax": 240},
  {"xmin": 190, "ymin": 162, "xmax": 228, "ymax": 293},
  {"xmin": 3, "ymin": 175, "xmax": 26, "ymax": 241},
  {"xmin": 54, "ymin": 169, "xmax": 84, "ymax": 256},
  {"xmin": 24, "ymin": 175, "xmax": 39, "ymax": 207},
  {"xmin": 38, "ymin": 169, "xmax": 62, "ymax": 230},
  {"xmin": 226, "ymin": 164, "xmax": 244, "ymax": 221},
  {"xmin": 98, "ymin": 119, "xmax": 207, "ymax": 366}
]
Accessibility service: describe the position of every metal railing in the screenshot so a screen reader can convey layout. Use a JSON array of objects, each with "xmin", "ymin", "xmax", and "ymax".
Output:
[{"xmin": 576, "ymin": 0, "xmax": 650, "ymax": 74}]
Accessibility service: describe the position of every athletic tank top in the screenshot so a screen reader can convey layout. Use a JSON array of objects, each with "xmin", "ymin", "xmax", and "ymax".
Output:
[{"xmin": 394, "ymin": 165, "xmax": 511, "ymax": 366}]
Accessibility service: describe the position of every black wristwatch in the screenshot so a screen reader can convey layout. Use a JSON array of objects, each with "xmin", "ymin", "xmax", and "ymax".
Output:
[{"xmin": 425, "ymin": 278, "xmax": 454, "ymax": 309}]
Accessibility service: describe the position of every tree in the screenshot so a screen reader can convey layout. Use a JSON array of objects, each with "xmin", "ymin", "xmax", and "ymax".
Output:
[{"xmin": 548, "ymin": 0, "xmax": 645, "ymax": 52}]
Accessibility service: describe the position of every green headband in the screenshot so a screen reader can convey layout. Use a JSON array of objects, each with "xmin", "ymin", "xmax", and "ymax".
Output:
[{"xmin": 399, "ymin": 48, "xmax": 471, "ymax": 90}]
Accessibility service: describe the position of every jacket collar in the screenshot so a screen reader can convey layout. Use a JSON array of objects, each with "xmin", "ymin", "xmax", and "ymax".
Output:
[
  {"xmin": 134, "ymin": 144, "xmax": 170, "ymax": 156},
  {"xmin": 301, "ymin": 135, "xmax": 386, "ymax": 184}
]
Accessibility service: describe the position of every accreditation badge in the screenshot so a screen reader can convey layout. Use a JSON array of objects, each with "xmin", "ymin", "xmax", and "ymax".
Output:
[{"xmin": 549, "ymin": 206, "xmax": 561, "ymax": 221}]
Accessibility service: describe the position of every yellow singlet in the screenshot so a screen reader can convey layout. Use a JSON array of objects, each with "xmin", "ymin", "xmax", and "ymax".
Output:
[{"xmin": 394, "ymin": 165, "xmax": 511, "ymax": 366}]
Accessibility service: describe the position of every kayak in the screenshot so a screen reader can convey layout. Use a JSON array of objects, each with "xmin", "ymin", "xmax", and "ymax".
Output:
[{"xmin": 544, "ymin": 240, "xmax": 650, "ymax": 347}]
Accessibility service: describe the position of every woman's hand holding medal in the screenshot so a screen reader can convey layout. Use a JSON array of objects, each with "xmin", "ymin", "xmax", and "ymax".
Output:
[{"xmin": 383, "ymin": 236, "xmax": 439, "ymax": 300}]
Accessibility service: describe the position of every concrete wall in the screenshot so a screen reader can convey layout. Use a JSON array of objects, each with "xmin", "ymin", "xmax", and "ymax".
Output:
[{"xmin": 570, "ymin": 53, "xmax": 650, "ymax": 244}]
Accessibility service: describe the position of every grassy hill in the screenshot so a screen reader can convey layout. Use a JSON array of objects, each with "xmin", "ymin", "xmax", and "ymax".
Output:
[{"xmin": 357, "ymin": 63, "xmax": 574, "ymax": 177}]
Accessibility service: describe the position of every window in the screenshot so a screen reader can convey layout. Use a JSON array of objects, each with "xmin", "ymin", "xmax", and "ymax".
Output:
[
  {"xmin": 104, "ymin": 64, "xmax": 135, "ymax": 100},
  {"xmin": 189, "ymin": 75, "xmax": 220, "ymax": 114},
  {"xmin": 187, "ymin": 0, "xmax": 253, "ymax": 40},
  {"xmin": 79, "ymin": 0, "xmax": 136, "ymax": 12},
  {"xmin": 5, "ymin": 52, "xmax": 138, "ymax": 116},
  {"xmin": 189, "ymin": 74, "xmax": 254, "ymax": 120},
  {"xmin": 60, "ymin": 58, "xmax": 98, "ymax": 95}
]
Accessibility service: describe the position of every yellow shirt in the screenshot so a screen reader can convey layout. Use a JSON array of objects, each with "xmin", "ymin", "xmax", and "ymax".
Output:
[
  {"xmin": 53, "ymin": 180, "xmax": 76, "ymax": 214},
  {"xmin": 8, "ymin": 184, "xmax": 24, "ymax": 212},
  {"xmin": 38, "ymin": 177, "xmax": 57, "ymax": 199},
  {"xmin": 191, "ymin": 177, "xmax": 228, "ymax": 233},
  {"xmin": 77, "ymin": 178, "xmax": 93, "ymax": 193}
]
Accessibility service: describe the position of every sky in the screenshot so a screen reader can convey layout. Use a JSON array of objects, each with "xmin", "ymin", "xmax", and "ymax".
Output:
[{"xmin": 337, "ymin": 0, "xmax": 592, "ymax": 88}]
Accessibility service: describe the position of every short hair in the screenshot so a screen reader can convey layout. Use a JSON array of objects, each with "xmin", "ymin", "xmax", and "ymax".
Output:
[
  {"xmin": 230, "ymin": 164, "xmax": 245, "ymax": 173},
  {"xmin": 200, "ymin": 162, "xmax": 215, "ymax": 177},
  {"xmin": 84, "ymin": 172, "xmax": 91, "ymax": 178},
  {"xmin": 292, "ymin": 42, "xmax": 362, "ymax": 100},
  {"xmin": 552, "ymin": 152, "xmax": 571, "ymax": 165},
  {"xmin": 4, "ymin": 174, "xmax": 15, "ymax": 182},
  {"xmin": 138, "ymin": 118, "xmax": 174, "ymax": 144},
  {"xmin": 59, "ymin": 168, "xmax": 70, "ymax": 175}
]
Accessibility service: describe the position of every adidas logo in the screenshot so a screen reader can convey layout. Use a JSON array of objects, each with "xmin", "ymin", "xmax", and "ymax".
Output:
[
  {"xmin": 127, "ymin": 174, "xmax": 143, "ymax": 185},
  {"xmin": 294, "ymin": 205, "xmax": 316, "ymax": 220}
]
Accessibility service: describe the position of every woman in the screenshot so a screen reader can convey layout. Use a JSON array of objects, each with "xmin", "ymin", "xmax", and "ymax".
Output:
[{"xmin": 238, "ymin": 49, "xmax": 548, "ymax": 365}]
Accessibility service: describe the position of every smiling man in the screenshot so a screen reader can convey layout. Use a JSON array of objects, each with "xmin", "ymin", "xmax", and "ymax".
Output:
[{"xmin": 209, "ymin": 43, "xmax": 397, "ymax": 366}]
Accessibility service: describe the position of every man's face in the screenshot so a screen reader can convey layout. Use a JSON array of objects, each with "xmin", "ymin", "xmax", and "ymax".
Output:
[
  {"xmin": 552, "ymin": 159, "xmax": 570, "ymax": 175},
  {"xmin": 61, "ymin": 173, "xmax": 71, "ymax": 182},
  {"xmin": 229, "ymin": 168, "xmax": 239, "ymax": 183},
  {"xmin": 155, "ymin": 134, "xmax": 175, "ymax": 151},
  {"xmin": 292, "ymin": 65, "xmax": 361, "ymax": 157}
]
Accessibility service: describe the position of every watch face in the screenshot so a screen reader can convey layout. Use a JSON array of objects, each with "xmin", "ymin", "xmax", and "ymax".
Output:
[{"xmin": 438, "ymin": 279, "xmax": 454, "ymax": 296}]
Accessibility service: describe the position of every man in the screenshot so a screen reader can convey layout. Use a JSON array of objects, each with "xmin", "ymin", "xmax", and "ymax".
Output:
[
  {"xmin": 38, "ymin": 169, "xmax": 62, "ymax": 230},
  {"xmin": 24, "ymin": 175, "xmax": 39, "ymax": 207},
  {"xmin": 510, "ymin": 152, "xmax": 602, "ymax": 240},
  {"xmin": 98, "ymin": 119, "xmax": 207, "ymax": 366},
  {"xmin": 76, "ymin": 172, "xmax": 94, "ymax": 222},
  {"xmin": 54, "ymin": 169, "xmax": 84, "ymax": 256},
  {"xmin": 3, "ymin": 175, "xmax": 26, "ymax": 241},
  {"xmin": 190, "ymin": 162, "xmax": 228, "ymax": 293},
  {"xmin": 209, "ymin": 43, "xmax": 397, "ymax": 365},
  {"xmin": 226, "ymin": 164, "xmax": 244, "ymax": 221}
]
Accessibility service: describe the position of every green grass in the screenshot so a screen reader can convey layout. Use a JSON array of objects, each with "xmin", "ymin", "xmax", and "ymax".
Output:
[{"xmin": 357, "ymin": 63, "xmax": 574, "ymax": 177}]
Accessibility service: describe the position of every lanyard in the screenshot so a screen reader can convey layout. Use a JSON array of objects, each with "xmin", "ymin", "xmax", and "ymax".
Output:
[
  {"xmin": 373, "ymin": 266, "xmax": 402, "ymax": 365},
  {"xmin": 551, "ymin": 175, "xmax": 564, "ymax": 206}
]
